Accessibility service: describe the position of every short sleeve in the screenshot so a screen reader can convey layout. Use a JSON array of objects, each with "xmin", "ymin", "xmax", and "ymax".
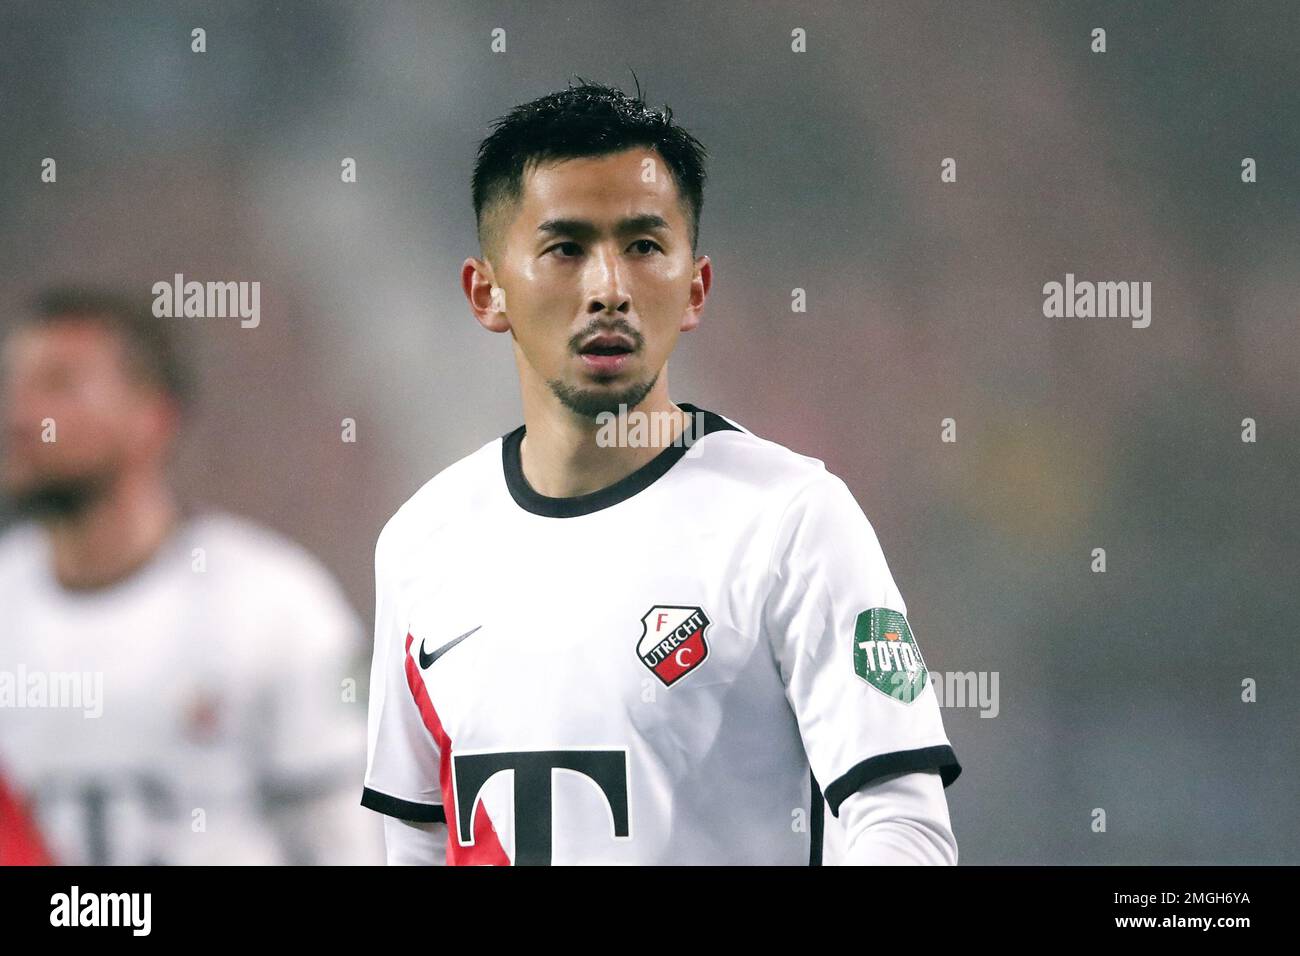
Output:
[
  {"xmin": 360, "ymin": 522, "xmax": 446, "ymax": 824},
  {"xmin": 762, "ymin": 473, "xmax": 961, "ymax": 818},
  {"xmin": 246, "ymin": 543, "xmax": 385, "ymax": 864},
  {"xmin": 261, "ymin": 566, "xmax": 368, "ymax": 779}
]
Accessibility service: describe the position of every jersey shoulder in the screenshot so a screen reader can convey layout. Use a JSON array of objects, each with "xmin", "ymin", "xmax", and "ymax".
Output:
[
  {"xmin": 691, "ymin": 409, "xmax": 843, "ymax": 503},
  {"xmin": 693, "ymin": 411, "xmax": 883, "ymax": 568},
  {"xmin": 375, "ymin": 434, "xmax": 504, "ymax": 564},
  {"xmin": 186, "ymin": 510, "xmax": 337, "ymax": 585},
  {"xmin": 0, "ymin": 513, "xmax": 344, "ymax": 603},
  {"xmin": 182, "ymin": 510, "xmax": 359, "ymax": 636}
]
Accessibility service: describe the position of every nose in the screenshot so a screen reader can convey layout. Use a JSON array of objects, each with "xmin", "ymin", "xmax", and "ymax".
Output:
[{"xmin": 585, "ymin": 245, "xmax": 631, "ymax": 316}]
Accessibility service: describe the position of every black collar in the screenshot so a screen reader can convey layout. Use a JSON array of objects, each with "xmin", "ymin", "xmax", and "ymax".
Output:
[{"xmin": 501, "ymin": 403, "xmax": 739, "ymax": 518}]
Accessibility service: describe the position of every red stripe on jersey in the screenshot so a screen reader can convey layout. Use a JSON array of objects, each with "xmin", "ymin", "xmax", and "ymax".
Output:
[
  {"xmin": 0, "ymin": 768, "xmax": 53, "ymax": 865},
  {"xmin": 404, "ymin": 633, "xmax": 510, "ymax": 866}
]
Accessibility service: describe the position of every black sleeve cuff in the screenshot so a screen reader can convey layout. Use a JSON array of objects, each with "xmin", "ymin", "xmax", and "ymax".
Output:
[
  {"xmin": 360, "ymin": 787, "xmax": 447, "ymax": 823},
  {"xmin": 823, "ymin": 744, "xmax": 962, "ymax": 818}
]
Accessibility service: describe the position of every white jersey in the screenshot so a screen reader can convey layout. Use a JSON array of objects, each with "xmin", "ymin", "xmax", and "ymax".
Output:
[
  {"xmin": 362, "ymin": 404, "xmax": 961, "ymax": 864},
  {"xmin": 0, "ymin": 511, "xmax": 382, "ymax": 865}
]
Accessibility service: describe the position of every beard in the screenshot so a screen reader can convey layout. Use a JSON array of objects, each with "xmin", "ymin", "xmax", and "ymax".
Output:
[
  {"xmin": 546, "ymin": 371, "xmax": 659, "ymax": 422},
  {"xmin": 4, "ymin": 472, "xmax": 114, "ymax": 520}
]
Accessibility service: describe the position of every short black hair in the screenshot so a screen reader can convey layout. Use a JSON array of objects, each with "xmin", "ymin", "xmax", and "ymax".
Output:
[
  {"xmin": 20, "ymin": 286, "xmax": 194, "ymax": 410},
  {"xmin": 472, "ymin": 77, "xmax": 708, "ymax": 260}
]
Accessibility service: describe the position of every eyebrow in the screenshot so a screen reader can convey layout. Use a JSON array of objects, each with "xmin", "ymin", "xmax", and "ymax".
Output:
[{"xmin": 535, "ymin": 214, "xmax": 671, "ymax": 240}]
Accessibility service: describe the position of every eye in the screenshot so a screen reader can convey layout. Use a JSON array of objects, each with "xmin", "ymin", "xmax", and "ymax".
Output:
[
  {"xmin": 546, "ymin": 241, "xmax": 583, "ymax": 258},
  {"xmin": 629, "ymin": 239, "xmax": 663, "ymax": 255}
]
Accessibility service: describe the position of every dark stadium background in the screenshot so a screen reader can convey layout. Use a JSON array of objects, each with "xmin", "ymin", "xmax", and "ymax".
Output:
[{"xmin": 1, "ymin": 0, "xmax": 1296, "ymax": 864}]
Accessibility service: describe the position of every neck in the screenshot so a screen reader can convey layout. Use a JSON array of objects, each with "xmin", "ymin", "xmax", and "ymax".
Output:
[
  {"xmin": 517, "ymin": 372, "xmax": 688, "ymax": 498},
  {"xmin": 43, "ymin": 473, "xmax": 179, "ymax": 591}
]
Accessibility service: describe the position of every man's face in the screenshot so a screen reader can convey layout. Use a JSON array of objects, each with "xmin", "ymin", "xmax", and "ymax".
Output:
[
  {"xmin": 484, "ymin": 147, "xmax": 708, "ymax": 419},
  {"xmin": 0, "ymin": 318, "xmax": 165, "ymax": 515}
]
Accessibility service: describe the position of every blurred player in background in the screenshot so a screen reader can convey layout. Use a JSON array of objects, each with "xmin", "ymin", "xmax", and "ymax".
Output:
[{"xmin": 0, "ymin": 288, "xmax": 382, "ymax": 864}]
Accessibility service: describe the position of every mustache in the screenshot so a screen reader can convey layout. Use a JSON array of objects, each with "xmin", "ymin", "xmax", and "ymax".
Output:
[
  {"xmin": 568, "ymin": 317, "xmax": 644, "ymax": 353},
  {"xmin": 5, "ymin": 475, "xmax": 112, "ymax": 519}
]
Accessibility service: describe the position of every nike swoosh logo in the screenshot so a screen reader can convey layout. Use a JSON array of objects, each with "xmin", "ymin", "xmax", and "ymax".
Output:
[{"xmin": 418, "ymin": 626, "xmax": 482, "ymax": 669}]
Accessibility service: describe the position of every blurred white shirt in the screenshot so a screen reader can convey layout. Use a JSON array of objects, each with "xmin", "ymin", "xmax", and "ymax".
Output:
[{"xmin": 0, "ymin": 511, "xmax": 383, "ymax": 865}]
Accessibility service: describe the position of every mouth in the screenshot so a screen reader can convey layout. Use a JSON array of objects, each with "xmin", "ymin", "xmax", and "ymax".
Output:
[{"xmin": 577, "ymin": 334, "xmax": 637, "ymax": 376}]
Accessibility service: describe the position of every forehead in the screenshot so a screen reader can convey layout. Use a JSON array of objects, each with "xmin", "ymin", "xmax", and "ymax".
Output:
[
  {"xmin": 516, "ymin": 147, "xmax": 685, "ymax": 223},
  {"xmin": 3, "ymin": 316, "xmax": 126, "ymax": 369}
]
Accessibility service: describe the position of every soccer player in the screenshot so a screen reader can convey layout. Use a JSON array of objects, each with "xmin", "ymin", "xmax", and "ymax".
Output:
[
  {"xmin": 0, "ymin": 288, "xmax": 382, "ymax": 864},
  {"xmin": 362, "ymin": 81, "xmax": 962, "ymax": 865}
]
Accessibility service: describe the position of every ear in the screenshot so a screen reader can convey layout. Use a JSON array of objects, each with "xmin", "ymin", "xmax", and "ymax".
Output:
[
  {"xmin": 462, "ymin": 258, "xmax": 510, "ymax": 333},
  {"xmin": 680, "ymin": 255, "xmax": 711, "ymax": 333}
]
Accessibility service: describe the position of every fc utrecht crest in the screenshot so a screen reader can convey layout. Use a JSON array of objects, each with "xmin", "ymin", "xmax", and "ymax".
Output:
[{"xmin": 638, "ymin": 605, "xmax": 711, "ymax": 686}]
